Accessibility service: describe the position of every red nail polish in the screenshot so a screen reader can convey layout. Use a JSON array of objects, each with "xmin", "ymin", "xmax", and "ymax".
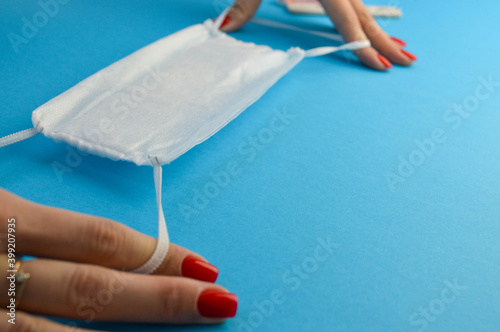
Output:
[
  {"xmin": 377, "ymin": 54, "xmax": 392, "ymax": 69},
  {"xmin": 390, "ymin": 36, "xmax": 406, "ymax": 47},
  {"xmin": 220, "ymin": 16, "xmax": 231, "ymax": 29},
  {"xmin": 182, "ymin": 256, "xmax": 219, "ymax": 283},
  {"xmin": 197, "ymin": 289, "xmax": 238, "ymax": 318},
  {"xmin": 401, "ymin": 49, "xmax": 417, "ymax": 61}
]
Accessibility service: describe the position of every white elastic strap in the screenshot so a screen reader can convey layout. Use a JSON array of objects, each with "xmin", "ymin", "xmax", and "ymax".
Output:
[
  {"xmin": 222, "ymin": 8, "xmax": 369, "ymax": 55},
  {"xmin": 304, "ymin": 39, "xmax": 371, "ymax": 57},
  {"xmin": 250, "ymin": 17, "xmax": 343, "ymax": 42},
  {"xmin": 249, "ymin": 17, "xmax": 370, "ymax": 57},
  {"xmin": 131, "ymin": 161, "xmax": 170, "ymax": 274},
  {"xmin": 0, "ymin": 128, "xmax": 39, "ymax": 148}
]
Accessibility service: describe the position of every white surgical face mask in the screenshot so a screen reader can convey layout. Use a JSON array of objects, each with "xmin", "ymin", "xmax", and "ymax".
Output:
[{"xmin": 0, "ymin": 9, "xmax": 369, "ymax": 274}]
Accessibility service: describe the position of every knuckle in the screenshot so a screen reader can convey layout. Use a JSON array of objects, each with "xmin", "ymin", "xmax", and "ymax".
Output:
[
  {"xmin": 357, "ymin": 7, "xmax": 374, "ymax": 23},
  {"xmin": 359, "ymin": 11, "xmax": 382, "ymax": 35},
  {"xmin": 8, "ymin": 315, "xmax": 37, "ymax": 332},
  {"xmin": 160, "ymin": 280, "xmax": 184, "ymax": 320},
  {"xmin": 0, "ymin": 190, "xmax": 17, "ymax": 232},
  {"xmin": 335, "ymin": 17, "xmax": 366, "ymax": 41},
  {"xmin": 232, "ymin": 0, "xmax": 248, "ymax": 13},
  {"xmin": 84, "ymin": 218, "xmax": 124, "ymax": 260},
  {"xmin": 0, "ymin": 189, "xmax": 9, "ymax": 220},
  {"xmin": 337, "ymin": 14, "xmax": 358, "ymax": 29},
  {"xmin": 230, "ymin": 0, "xmax": 256, "ymax": 20},
  {"xmin": 63, "ymin": 265, "xmax": 108, "ymax": 308}
]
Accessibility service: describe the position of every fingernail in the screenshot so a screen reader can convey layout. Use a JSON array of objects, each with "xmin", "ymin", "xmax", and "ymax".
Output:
[
  {"xmin": 390, "ymin": 36, "xmax": 406, "ymax": 47},
  {"xmin": 377, "ymin": 54, "xmax": 392, "ymax": 69},
  {"xmin": 198, "ymin": 289, "xmax": 238, "ymax": 318},
  {"xmin": 219, "ymin": 16, "xmax": 231, "ymax": 29},
  {"xmin": 182, "ymin": 256, "xmax": 219, "ymax": 283},
  {"xmin": 401, "ymin": 49, "xmax": 417, "ymax": 61}
]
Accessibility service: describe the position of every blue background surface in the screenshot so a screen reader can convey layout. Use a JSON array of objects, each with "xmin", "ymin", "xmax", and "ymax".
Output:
[{"xmin": 1, "ymin": 0, "xmax": 500, "ymax": 331}]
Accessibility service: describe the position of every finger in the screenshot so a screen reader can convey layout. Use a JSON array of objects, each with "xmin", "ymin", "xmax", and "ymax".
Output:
[
  {"xmin": 220, "ymin": 0, "xmax": 262, "ymax": 32},
  {"xmin": 0, "ymin": 309, "xmax": 100, "ymax": 332},
  {"xmin": 0, "ymin": 189, "xmax": 218, "ymax": 282},
  {"xmin": 318, "ymin": 0, "xmax": 388, "ymax": 71},
  {"xmin": 349, "ymin": 0, "xmax": 416, "ymax": 66},
  {"xmin": 3, "ymin": 258, "xmax": 237, "ymax": 323},
  {"xmin": 390, "ymin": 36, "xmax": 406, "ymax": 47}
]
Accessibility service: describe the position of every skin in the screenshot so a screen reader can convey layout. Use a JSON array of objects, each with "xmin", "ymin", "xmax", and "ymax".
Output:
[
  {"xmin": 222, "ymin": 0, "xmax": 415, "ymax": 71},
  {"xmin": 0, "ymin": 189, "xmax": 229, "ymax": 331}
]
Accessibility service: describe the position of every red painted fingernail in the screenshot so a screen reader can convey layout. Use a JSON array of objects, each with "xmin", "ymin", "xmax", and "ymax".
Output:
[
  {"xmin": 197, "ymin": 289, "xmax": 238, "ymax": 318},
  {"xmin": 182, "ymin": 256, "xmax": 219, "ymax": 283},
  {"xmin": 219, "ymin": 16, "xmax": 231, "ymax": 29},
  {"xmin": 401, "ymin": 49, "xmax": 417, "ymax": 61},
  {"xmin": 390, "ymin": 36, "xmax": 406, "ymax": 47},
  {"xmin": 377, "ymin": 54, "xmax": 392, "ymax": 69}
]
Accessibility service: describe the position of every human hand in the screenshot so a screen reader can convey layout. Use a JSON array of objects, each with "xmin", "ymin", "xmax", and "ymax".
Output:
[
  {"xmin": 0, "ymin": 189, "xmax": 237, "ymax": 331},
  {"xmin": 220, "ymin": 0, "xmax": 417, "ymax": 71}
]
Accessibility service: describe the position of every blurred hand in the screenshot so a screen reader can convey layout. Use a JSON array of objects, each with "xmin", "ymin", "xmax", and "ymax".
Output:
[
  {"xmin": 221, "ymin": 0, "xmax": 417, "ymax": 71},
  {"xmin": 0, "ymin": 189, "xmax": 237, "ymax": 331}
]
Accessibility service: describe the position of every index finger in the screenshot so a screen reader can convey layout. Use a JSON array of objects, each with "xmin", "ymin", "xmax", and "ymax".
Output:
[
  {"xmin": 319, "ymin": 0, "xmax": 389, "ymax": 70},
  {"xmin": 0, "ymin": 189, "xmax": 218, "ymax": 282}
]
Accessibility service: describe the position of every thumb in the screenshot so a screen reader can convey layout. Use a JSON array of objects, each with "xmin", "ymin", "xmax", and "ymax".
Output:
[{"xmin": 221, "ymin": 0, "xmax": 262, "ymax": 32}]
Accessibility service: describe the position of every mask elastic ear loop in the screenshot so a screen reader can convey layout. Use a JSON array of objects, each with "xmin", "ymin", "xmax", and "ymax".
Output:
[
  {"xmin": 250, "ymin": 17, "xmax": 343, "ymax": 42},
  {"xmin": 131, "ymin": 156, "xmax": 170, "ymax": 274},
  {"xmin": 0, "ymin": 127, "xmax": 169, "ymax": 273},
  {"xmin": 248, "ymin": 17, "xmax": 371, "ymax": 57},
  {"xmin": 0, "ymin": 128, "xmax": 39, "ymax": 148},
  {"xmin": 304, "ymin": 39, "xmax": 371, "ymax": 57}
]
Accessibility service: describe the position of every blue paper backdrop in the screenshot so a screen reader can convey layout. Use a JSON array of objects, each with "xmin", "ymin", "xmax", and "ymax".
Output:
[{"xmin": 1, "ymin": 0, "xmax": 499, "ymax": 331}]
